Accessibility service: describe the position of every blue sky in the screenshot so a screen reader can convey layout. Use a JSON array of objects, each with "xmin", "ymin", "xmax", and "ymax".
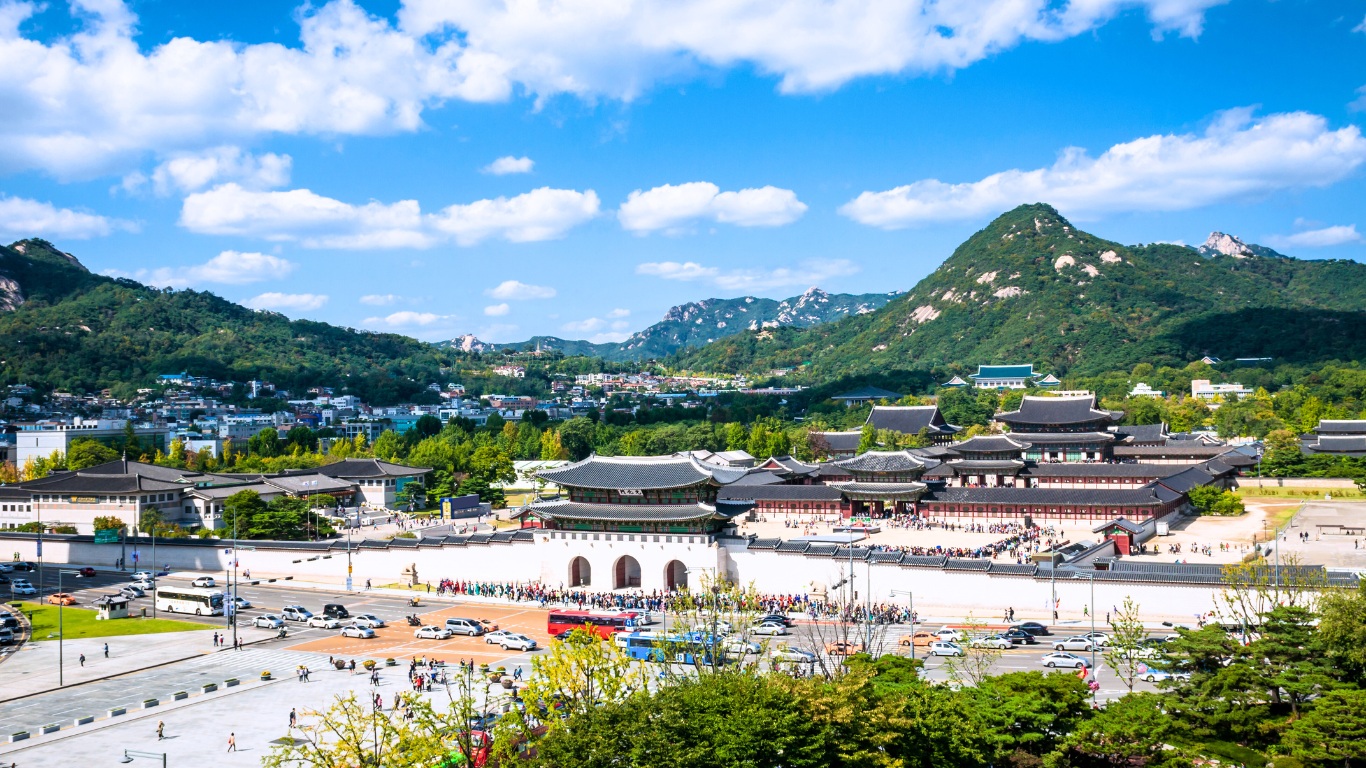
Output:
[{"xmin": 0, "ymin": 0, "xmax": 1363, "ymax": 343}]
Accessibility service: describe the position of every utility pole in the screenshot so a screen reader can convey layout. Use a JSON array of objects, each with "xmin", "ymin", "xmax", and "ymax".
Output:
[{"xmin": 58, "ymin": 568, "xmax": 78, "ymax": 686}]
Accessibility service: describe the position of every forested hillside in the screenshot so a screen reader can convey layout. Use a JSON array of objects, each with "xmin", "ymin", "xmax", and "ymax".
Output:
[{"xmin": 673, "ymin": 204, "xmax": 1366, "ymax": 377}]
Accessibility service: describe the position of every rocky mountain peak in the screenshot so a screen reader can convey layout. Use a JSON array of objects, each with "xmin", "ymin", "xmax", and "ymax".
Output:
[{"xmin": 1199, "ymin": 232, "xmax": 1254, "ymax": 259}]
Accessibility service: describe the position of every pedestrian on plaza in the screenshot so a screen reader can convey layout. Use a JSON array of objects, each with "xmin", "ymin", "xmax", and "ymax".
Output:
[
  {"xmin": 289, "ymin": 708, "xmax": 297, "ymax": 728},
  {"xmin": 213, "ymin": 632, "xmax": 219, "ymax": 647},
  {"xmin": 366, "ymin": 579, "xmax": 371, "ymax": 590},
  {"xmin": 227, "ymin": 732, "xmax": 236, "ymax": 752},
  {"xmin": 157, "ymin": 721, "xmax": 165, "ymax": 740},
  {"xmin": 394, "ymin": 692, "xmax": 401, "ymax": 710},
  {"xmin": 103, "ymin": 643, "xmax": 109, "ymax": 658},
  {"xmin": 79, "ymin": 653, "xmax": 85, "ymax": 667},
  {"xmin": 349, "ymin": 659, "xmax": 357, "ymax": 674}
]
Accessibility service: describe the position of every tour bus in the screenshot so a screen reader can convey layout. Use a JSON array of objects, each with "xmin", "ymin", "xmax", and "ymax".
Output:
[
  {"xmin": 619, "ymin": 632, "xmax": 722, "ymax": 665},
  {"xmin": 155, "ymin": 586, "xmax": 225, "ymax": 616},
  {"xmin": 547, "ymin": 609, "xmax": 640, "ymax": 639}
]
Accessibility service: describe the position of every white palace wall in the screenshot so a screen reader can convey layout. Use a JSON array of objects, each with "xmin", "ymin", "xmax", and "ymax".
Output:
[{"xmin": 3, "ymin": 533, "xmax": 1220, "ymax": 618}]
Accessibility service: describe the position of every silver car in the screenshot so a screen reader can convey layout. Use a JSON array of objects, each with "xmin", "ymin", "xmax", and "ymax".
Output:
[
  {"xmin": 341, "ymin": 625, "xmax": 376, "ymax": 639},
  {"xmin": 254, "ymin": 614, "xmax": 284, "ymax": 629},
  {"xmin": 498, "ymin": 634, "xmax": 537, "ymax": 651},
  {"xmin": 1051, "ymin": 636, "xmax": 1094, "ymax": 652}
]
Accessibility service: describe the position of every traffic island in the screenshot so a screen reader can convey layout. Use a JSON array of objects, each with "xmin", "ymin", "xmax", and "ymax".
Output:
[
  {"xmin": 201, "ymin": 683, "xmax": 217, "ymax": 693},
  {"xmin": 39, "ymin": 723, "xmax": 60, "ymax": 735},
  {"xmin": 10, "ymin": 731, "xmax": 28, "ymax": 743},
  {"xmin": 142, "ymin": 698, "xmax": 158, "ymax": 709}
]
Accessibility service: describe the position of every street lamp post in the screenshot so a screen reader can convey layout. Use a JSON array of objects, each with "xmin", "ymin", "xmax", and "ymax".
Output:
[
  {"xmin": 58, "ymin": 568, "xmax": 78, "ymax": 686},
  {"xmin": 890, "ymin": 589, "xmax": 915, "ymax": 660}
]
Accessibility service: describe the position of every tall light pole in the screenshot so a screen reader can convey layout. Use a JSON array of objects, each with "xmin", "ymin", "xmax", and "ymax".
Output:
[
  {"xmin": 890, "ymin": 589, "xmax": 915, "ymax": 660},
  {"xmin": 57, "ymin": 568, "xmax": 78, "ymax": 686}
]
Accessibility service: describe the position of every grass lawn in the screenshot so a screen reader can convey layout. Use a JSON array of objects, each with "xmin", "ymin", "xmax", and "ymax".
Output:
[
  {"xmin": 1237, "ymin": 487, "xmax": 1365, "ymax": 501},
  {"xmin": 17, "ymin": 602, "xmax": 217, "ymax": 641}
]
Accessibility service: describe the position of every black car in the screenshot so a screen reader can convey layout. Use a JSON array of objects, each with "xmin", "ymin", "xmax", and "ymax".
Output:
[
  {"xmin": 758, "ymin": 614, "xmax": 795, "ymax": 627},
  {"xmin": 1002, "ymin": 628, "xmax": 1038, "ymax": 645},
  {"xmin": 322, "ymin": 603, "xmax": 350, "ymax": 619},
  {"xmin": 10, "ymin": 562, "xmax": 34, "ymax": 572},
  {"xmin": 1011, "ymin": 622, "xmax": 1050, "ymax": 636}
]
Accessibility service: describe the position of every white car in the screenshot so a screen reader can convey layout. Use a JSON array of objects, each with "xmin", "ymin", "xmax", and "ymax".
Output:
[
  {"xmin": 130, "ymin": 579, "xmax": 154, "ymax": 591},
  {"xmin": 341, "ymin": 625, "xmax": 376, "ymax": 639},
  {"xmin": 282, "ymin": 606, "xmax": 313, "ymax": 622},
  {"xmin": 934, "ymin": 628, "xmax": 967, "ymax": 642},
  {"xmin": 928, "ymin": 641, "xmax": 964, "ymax": 657},
  {"xmin": 1041, "ymin": 652, "xmax": 1089, "ymax": 669},
  {"xmin": 191, "ymin": 576, "xmax": 216, "ymax": 588},
  {"xmin": 415, "ymin": 625, "xmax": 453, "ymax": 640},
  {"xmin": 498, "ymin": 634, "xmax": 537, "ymax": 651},
  {"xmin": 484, "ymin": 630, "xmax": 514, "ymax": 645},
  {"xmin": 728, "ymin": 639, "xmax": 762, "ymax": 655},
  {"xmin": 10, "ymin": 581, "xmax": 36, "ymax": 596},
  {"xmin": 1139, "ymin": 667, "xmax": 1190, "ymax": 683},
  {"xmin": 770, "ymin": 647, "xmax": 816, "ymax": 664},
  {"xmin": 308, "ymin": 616, "xmax": 343, "ymax": 629},
  {"xmin": 0, "ymin": 563, "xmax": 13, "ymax": 573},
  {"xmin": 970, "ymin": 634, "xmax": 1014, "ymax": 650},
  {"xmin": 353, "ymin": 614, "xmax": 386, "ymax": 628},
  {"xmin": 1083, "ymin": 632, "xmax": 1112, "ymax": 647},
  {"xmin": 131, "ymin": 571, "xmax": 153, "ymax": 581},
  {"xmin": 749, "ymin": 622, "xmax": 789, "ymax": 636},
  {"xmin": 119, "ymin": 585, "xmax": 145, "ymax": 599},
  {"xmin": 254, "ymin": 614, "xmax": 284, "ymax": 629},
  {"xmin": 1051, "ymin": 636, "xmax": 1095, "ymax": 652}
]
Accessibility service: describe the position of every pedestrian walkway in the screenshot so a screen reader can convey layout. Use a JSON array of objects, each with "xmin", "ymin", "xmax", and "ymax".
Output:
[{"xmin": 0, "ymin": 648, "xmax": 332, "ymax": 735}]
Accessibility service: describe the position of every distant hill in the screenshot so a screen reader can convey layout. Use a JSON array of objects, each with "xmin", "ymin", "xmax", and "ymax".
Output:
[
  {"xmin": 671, "ymin": 204, "xmax": 1366, "ymax": 377},
  {"xmin": 0, "ymin": 239, "xmax": 455, "ymax": 404},
  {"xmin": 441, "ymin": 287, "xmax": 901, "ymax": 362}
]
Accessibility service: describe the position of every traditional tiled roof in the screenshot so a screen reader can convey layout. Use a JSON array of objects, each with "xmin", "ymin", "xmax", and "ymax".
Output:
[
  {"xmin": 76, "ymin": 459, "xmax": 237, "ymax": 485},
  {"xmin": 265, "ymin": 474, "xmax": 356, "ymax": 494},
  {"xmin": 1007, "ymin": 432, "xmax": 1116, "ymax": 445},
  {"xmin": 186, "ymin": 482, "xmax": 278, "ymax": 500},
  {"xmin": 948, "ymin": 435, "xmax": 1030, "ymax": 453},
  {"xmin": 942, "ymin": 376, "xmax": 969, "ymax": 387},
  {"xmin": 944, "ymin": 460, "xmax": 1027, "ymax": 472},
  {"xmin": 1092, "ymin": 518, "xmax": 1145, "ymax": 534},
  {"xmin": 995, "ymin": 395, "xmax": 1122, "ymax": 427},
  {"xmin": 1315, "ymin": 420, "xmax": 1366, "ymax": 435},
  {"xmin": 971, "ymin": 364, "xmax": 1035, "ymax": 379},
  {"xmin": 18, "ymin": 471, "xmax": 188, "ymax": 494},
  {"xmin": 311, "ymin": 458, "xmax": 431, "ymax": 479},
  {"xmin": 717, "ymin": 484, "xmax": 844, "ymax": 502},
  {"xmin": 811, "ymin": 431, "xmax": 862, "ymax": 453},
  {"xmin": 921, "ymin": 484, "xmax": 1177, "ymax": 507},
  {"xmin": 827, "ymin": 481, "xmax": 927, "ymax": 500},
  {"xmin": 1112, "ymin": 444, "xmax": 1228, "ymax": 458},
  {"xmin": 833, "ymin": 450, "xmax": 929, "ymax": 474},
  {"xmin": 759, "ymin": 456, "xmax": 821, "ymax": 477},
  {"xmin": 728, "ymin": 470, "xmax": 787, "ymax": 487},
  {"xmin": 1020, "ymin": 463, "xmax": 1169, "ymax": 478},
  {"xmin": 865, "ymin": 406, "xmax": 958, "ymax": 436},
  {"xmin": 1304, "ymin": 436, "xmax": 1366, "ymax": 455},
  {"xmin": 536, "ymin": 454, "xmax": 748, "ymax": 490},
  {"xmin": 529, "ymin": 499, "xmax": 750, "ymax": 522},
  {"xmin": 1115, "ymin": 424, "xmax": 1168, "ymax": 444}
]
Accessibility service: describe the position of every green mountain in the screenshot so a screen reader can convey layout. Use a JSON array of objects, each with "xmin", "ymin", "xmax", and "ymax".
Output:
[
  {"xmin": 441, "ymin": 287, "xmax": 900, "ymax": 361},
  {"xmin": 671, "ymin": 204, "xmax": 1366, "ymax": 377},
  {"xmin": 0, "ymin": 239, "xmax": 455, "ymax": 403}
]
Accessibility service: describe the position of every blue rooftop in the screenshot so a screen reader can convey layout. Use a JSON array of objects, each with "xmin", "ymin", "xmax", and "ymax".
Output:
[{"xmin": 970, "ymin": 365, "xmax": 1035, "ymax": 379}]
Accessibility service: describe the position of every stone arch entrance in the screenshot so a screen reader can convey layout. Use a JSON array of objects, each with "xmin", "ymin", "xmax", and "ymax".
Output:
[
  {"xmin": 664, "ymin": 560, "xmax": 687, "ymax": 590},
  {"xmin": 613, "ymin": 555, "xmax": 642, "ymax": 589},
  {"xmin": 569, "ymin": 556, "xmax": 591, "ymax": 587}
]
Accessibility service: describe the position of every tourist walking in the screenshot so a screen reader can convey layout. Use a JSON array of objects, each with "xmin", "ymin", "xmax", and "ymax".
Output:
[
  {"xmin": 79, "ymin": 654, "xmax": 85, "ymax": 667},
  {"xmin": 103, "ymin": 643, "xmax": 109, "ymax": 658},
  {"xmin": 289, "ymin": 708, "xmax": 297, "ymax": 728},
  {"xmin": 156, "ymin": 721, "xmax": 165, "ymax": 740},
  {"xmin": 227, "ymin": 732, "xmax": 236, "ymax": 752}
]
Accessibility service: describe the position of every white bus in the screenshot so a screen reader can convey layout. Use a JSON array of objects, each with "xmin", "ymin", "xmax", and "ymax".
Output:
[{"xmin": 155, "ymin": 586, "xmax": 225, "ymax": 616}]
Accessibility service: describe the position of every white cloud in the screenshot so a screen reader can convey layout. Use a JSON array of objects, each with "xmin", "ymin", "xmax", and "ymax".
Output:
[
  {"xmin": 562, "ymin": 317, "xmax": 605, "ymax": 333},
  {"xmin": 359, "ymin": 293, "xmax": 401, "ymax": 305},
  {"xmin": 1350, "ymin": 86, "xmax": 1366, "ymax": 113},
  {"xmin": 484, "ymin": 303, "xmax": 510, "ymax": 316},
  {"xmin": 636, "ymin": 258, "xmax": 858, "ymax": 292},
  {"xmin": 363, "ymin": 310, "xmax": 453, "ymax": 327},
  {"xmin": 246, "ymin": 292, "xmax": 329, "ymax": 312},
  {"xmin": 400, "ymin": 0, "xmax": 1227, "ymax": 98},
  {"xmin": 106, "ymin": 250, "xmax": 294, "ymax": 287},
  {"xmin": 1266, "ymin": 224, "xmax": 1363, "ymax": 249},
  {"xmin": 0, "ymin": 194, "xmax": 134, "ymax": 239},
  {"xmin": 840, "ymin": 109, "xmax": 1366, "ymax": 227},
  {"xmin": 618, "ymin": 182, "xmax": 807, "ymax": 232},
  {"xmin": 179, "ymin": 184, "xmax": 597, "ymax": 248},
  {"xmin": 607, "ymin": 308, "xmax": 630, "ymax": 318},
  {"xmin": 123, "ymin": 147, "xmax": 292, "ymax": 196},
  {"xmin": 1355, "ymin": 15, "xmax": 1366, "ymax": 34},
  {"xmin": 482, "ymin": 156, "xmax": 534, "ymax": 175},
  {"xmin": 586, "ymin": 331, "xmax": 632, "ymax": 344},
  {"xmin": 562, "ymin": 315, "xmax": 632, "ymax": 342},
  {"xmin": 486, "ymin": 280, "xmax": 557, "ymax": 300},
  {"xmin": 429, "ymin": 187, "xmax": 600, "ymax": 245},
  {"xmin": 0, "ymin": 0, "xmax": 1227, "ymax": 178},
  {"xmin": 635, "ymin": 261, "xmax": 719, "ymax": 281}
]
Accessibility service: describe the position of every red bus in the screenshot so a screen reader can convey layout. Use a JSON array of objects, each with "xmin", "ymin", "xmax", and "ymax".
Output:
[{"xmin": 547, "ymin": 610, "xmax": 640, "ymax": 639}]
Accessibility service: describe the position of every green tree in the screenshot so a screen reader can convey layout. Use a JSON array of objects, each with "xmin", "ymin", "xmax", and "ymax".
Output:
[
  {"xmin": 1284, "ymin": 688, "xmax": 1366, "ymax": 768},
  {"xmin": 92, "ymin": 515, "xmax": 125, "ymax": 531},
  {"xmin": 1050, "ymin": 692, "xmax": 1180, "ymax": 768},
  {"xmin": 1102, "ymin": 596, "xmax": 1148, "ymax": 692},
  {"xmin": 371, "ymin": 430, "xmax": 405, "ymax": 461},
  {"xmin": 1253, "ymin": 604, "xmax": 1336, "ymax": 718},
  {"xmin": 1317, "ymin": 581, "xmax": 1366, "ymax": 684},
  {"xmin": 66, "ymin": 438, "xmax": 118, "ymax": 470},
  {"xmin": 558, "ymin": 418, "xmax": 596, "ymax": 461},
  {"xmin": 222, "ymin": 489, "xmax": 269, "ymax": 537},
  {"xmin": 248, "ymin": 427, "xmax": 281, "ymax": 457},
  {"xmin": 973, "ymin": 671, "xmax": 1091, "ymax": 762}
]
